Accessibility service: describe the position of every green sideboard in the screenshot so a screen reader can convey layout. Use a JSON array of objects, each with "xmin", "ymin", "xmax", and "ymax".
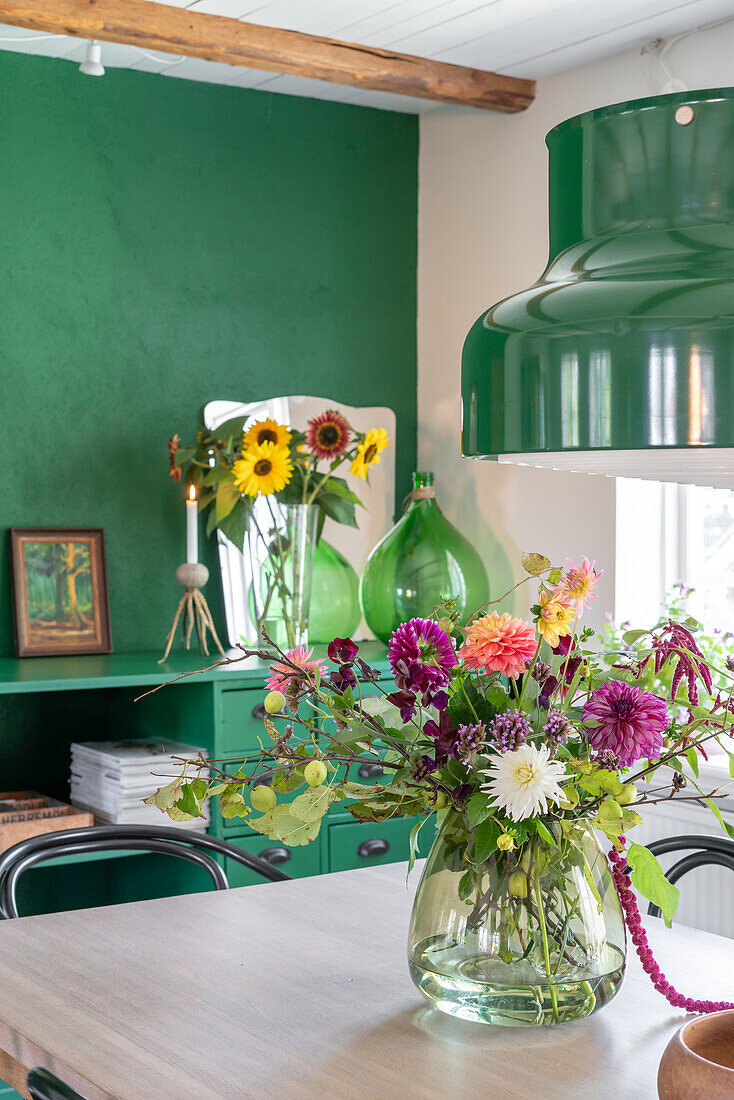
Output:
[
  {"xmin": 0, "ymin": 644, "xmax": 428, "ymax": 911},
  {"xmin": 0, "ymin": 646, "xmax": 433, "ymax": 1098}
]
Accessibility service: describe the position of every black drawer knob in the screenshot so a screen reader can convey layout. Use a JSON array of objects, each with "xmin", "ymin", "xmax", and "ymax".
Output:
[
  {"xmin": 358, "ymin": 762, "xmax": 384, "ymax": 779},
  {"xmin": 251, "ymin": 703, "xmax": 267, "ymax": 720},
  {"xmin": 260, "ymin": 846, "xmax": 292, "ymax": 866},
  {"xmin": 357, "ymin": 838, "xmax": 390, "ymax": 859}
]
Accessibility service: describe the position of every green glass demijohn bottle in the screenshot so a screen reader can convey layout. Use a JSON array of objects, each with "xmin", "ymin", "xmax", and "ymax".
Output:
[
  {"xmin": 359, "ymin": 472, "xmax": 489, "ymax": 644},
  {"xmin": 308, "ymin": 539, "xmax": 361, "ymax": 644}
]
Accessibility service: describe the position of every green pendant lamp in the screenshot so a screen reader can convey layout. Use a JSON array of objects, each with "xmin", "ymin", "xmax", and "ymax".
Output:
[{"xmin": 461, "ymin": 89, "xmax": 734, "ymax": 487}]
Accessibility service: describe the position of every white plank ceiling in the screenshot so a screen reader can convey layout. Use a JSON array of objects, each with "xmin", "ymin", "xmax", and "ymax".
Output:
[{"xmin": 0, "ymin": 0, "xmax": 732, "ymax": 112}]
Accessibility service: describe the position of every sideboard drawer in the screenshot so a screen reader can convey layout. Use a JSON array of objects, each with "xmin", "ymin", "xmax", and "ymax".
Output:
[
  {"xmin": 219, "ymin": 687, "xmax": 270, "ymax": 753},
  {"xmin": 224, "ymin": 831, "xmax": 321, "ymax": 888},
  {"xmin": 328, "ymin": 816, "xmax": 428, "ymax": 873}
]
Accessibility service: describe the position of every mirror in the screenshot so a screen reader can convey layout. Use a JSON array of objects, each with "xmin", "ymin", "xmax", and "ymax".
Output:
[{"xmin": 204, "ymin": 396, "xmax": 397, "ymax": 647}]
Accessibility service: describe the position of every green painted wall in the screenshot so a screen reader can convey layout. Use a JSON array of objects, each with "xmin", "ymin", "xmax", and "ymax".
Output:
[{"xmin": 0, "ymin": 52, "xmax": 418, "ymax": 656}]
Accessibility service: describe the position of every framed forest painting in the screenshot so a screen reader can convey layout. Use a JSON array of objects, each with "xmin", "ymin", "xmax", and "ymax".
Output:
[{"xmin": 9, "ymin": 528, "xmax": 112, "ymax": 657}]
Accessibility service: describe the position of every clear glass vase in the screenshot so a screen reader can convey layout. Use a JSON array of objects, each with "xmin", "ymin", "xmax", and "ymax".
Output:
[
  {"xmin": 244, "ymin": 501, "xmax": 318, "ymax": 650},
  {"xmin": 409, "ymin": 812, "xmax": 626, "ymax": 1027},
  {"xmin": 359, "ymin": 472, "xmax": 489, "ymax": 644}
]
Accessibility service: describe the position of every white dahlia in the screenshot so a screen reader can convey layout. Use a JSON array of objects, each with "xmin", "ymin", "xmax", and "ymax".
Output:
[{"xmin": 483, "ymin": 743, "xmax": 567, "ymax": 822}]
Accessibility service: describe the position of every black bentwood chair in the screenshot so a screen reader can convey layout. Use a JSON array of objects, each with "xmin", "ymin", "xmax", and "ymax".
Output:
[
  {"xmin": 645, "ymin": 835, "xmax": 734, "ymax": 920},
  {"xmin": 26, "ymin": 1068, "xmax": 89, "ymax": 1100},
  {"xmin": 0, "ymin": 824, "xmax": 292, "ymax": 919}
]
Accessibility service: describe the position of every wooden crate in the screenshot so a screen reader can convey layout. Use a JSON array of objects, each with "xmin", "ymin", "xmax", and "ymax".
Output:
[{"xmin": 0, "ymin": 791, "xmax": 93, "ymax": 852}]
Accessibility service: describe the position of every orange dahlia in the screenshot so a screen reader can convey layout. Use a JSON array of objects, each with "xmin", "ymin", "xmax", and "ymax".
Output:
[
  {"xmin": 305, "ymin": 409, "xmax": 351, "ymax": 461},
  {"xmin": 459, "ymin": 612, "xmax": 537, "ymax": 679}
]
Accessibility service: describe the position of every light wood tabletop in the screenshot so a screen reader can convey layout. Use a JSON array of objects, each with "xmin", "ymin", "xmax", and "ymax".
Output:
[{"xmin": 0, "ymin": 862, "xmax": 731, "ymax": 1100}]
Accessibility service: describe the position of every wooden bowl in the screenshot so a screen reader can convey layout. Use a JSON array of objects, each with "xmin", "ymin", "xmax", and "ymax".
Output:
[{"xmin": 658, "ymin": 1010, "xmax": 734, "ymax": 1099}]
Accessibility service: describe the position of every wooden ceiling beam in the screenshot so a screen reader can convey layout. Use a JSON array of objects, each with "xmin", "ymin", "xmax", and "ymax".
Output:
[{"xmin": 0, "ymin": 0, "xmax": 535, "ymax": 111}]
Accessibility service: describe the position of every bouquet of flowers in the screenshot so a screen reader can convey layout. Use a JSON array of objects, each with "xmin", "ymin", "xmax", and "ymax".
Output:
[
  {"xmin": 148, "ymin": 551, "xmax": 734, "ymax": 1026},
  {"xmin": 168, "ymin": 411, "xmax": 389, "ymax": 550},
  {"xmin": 168, "ymin": 410, "xmax": 388, "ymax": 647}
]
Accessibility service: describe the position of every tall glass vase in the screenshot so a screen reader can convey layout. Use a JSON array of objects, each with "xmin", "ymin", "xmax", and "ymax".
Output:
[
  {"xmin": 244, "ymin": 501, "xmax": 318, "ymax": 650},
  {"xmin": 409, "ymin": 812, "xmax": 626, "ymax": 1027}
]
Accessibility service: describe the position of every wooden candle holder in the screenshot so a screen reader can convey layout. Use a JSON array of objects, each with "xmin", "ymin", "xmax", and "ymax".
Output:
[{"xmin": 159, "ymin": 562, "xmax": 227, "ymax": 664}]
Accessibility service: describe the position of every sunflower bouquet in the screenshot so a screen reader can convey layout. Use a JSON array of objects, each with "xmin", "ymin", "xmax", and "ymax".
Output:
[
  {"xmin": 168, "ymin": 410, "xmax": 389, "ymax": 647},
  {"xmin": 149, "ymin": 551, "xmax": 734, "ymax": 1025}
]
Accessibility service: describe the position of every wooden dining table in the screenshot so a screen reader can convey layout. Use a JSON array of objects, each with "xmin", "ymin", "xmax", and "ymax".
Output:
[{"xmin": 0, "ymin": 861, "xmax": 731, "ymax": 1100}]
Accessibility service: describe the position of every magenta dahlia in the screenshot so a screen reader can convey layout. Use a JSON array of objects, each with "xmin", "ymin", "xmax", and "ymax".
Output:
[
  {"xmin": 388, "ymin": 618, "xmax": 455, "ymax": 709},
  {"xmin": 583, "ymin": 681, "xmax": 669, "ymax": 766}
]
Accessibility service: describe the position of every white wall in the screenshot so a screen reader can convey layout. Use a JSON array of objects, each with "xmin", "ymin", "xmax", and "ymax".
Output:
[{"xmin": 417, "ymin": 21, "xmax": 734, "ymax": 630}]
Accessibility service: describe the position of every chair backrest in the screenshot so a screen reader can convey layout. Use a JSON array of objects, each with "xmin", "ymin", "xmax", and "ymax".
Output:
[
  {"xmin": 0, "ymin": 824, "xmax": 291, "ymax": 919},
  {"xmin": 27, "ymin": 1067, "xmax": 88, "ymax": 1100},
  {"xmin": 645, "ymin": 834, "xmax": 734, "ymax": 919}
]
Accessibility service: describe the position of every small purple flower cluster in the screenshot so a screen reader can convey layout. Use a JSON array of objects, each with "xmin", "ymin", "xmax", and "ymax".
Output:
[
  {"xmin": 487, "ymin": 710, "xmax": 531, "ymax": 752},
  {"xmin": 543, "ymin": 709, "xmax": 571, "ymax": 753},
  {"xmin": 609, "ymin": 839, "xmax": 734, "ymax": 1014},
  {"xmin": 387, "ymin": 618, "xmax": 455, "ymax": 722},
  {"xmin": 455, "ymin": 722, "xmax": 486, "ymax": 761}
]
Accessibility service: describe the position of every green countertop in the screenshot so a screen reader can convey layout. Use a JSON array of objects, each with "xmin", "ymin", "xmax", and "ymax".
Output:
[{"xmin": 0, "ymin": 643, "xmax": 391, "ymax": 695}]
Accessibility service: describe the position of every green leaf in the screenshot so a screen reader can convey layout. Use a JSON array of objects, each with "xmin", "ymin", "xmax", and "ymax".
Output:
[
  {"xmin": 408, "ymin": 816, "xmax": 429, "ymax": 876},
  {"xmin": 521, "ymin": 552, "xmax": 551, "ymax": 576},
  {"xmin": 458, "ymin": 868, "xmax": 475, "ymax": 903},
  {"xmin": 474, "ymin": 818, "xmax": 500, "ymax": 863},
  {"xmin": 175, "ymin": 782, "xmax": 205, "ymax": 819},
  {"xmin": 143, "ymin": 777, "xmax": 183, "ymax": 811},
  {"xmin": 217, "ymin": 498, "xmax": 249, "ymax": 550},
  {"xmin": 220, "ymin": 786, "xmax": 250, "ymax": 819},
  {"xmin": 626, "ymin": 842, "xmax": 680, "ymax": 928},
  {"xmin": 317, "ymin": 492, "xmax": 358, "ymax": 528},
  {"xmin": 290, "ymin": 785, "xmax": 339, "ymax": 823},
  {"xmin": 686, "ymin": 746, "xmax": 700, "ymax": 779},
  {"xmin": 320, "ymin": 476, "xmax": 364, "ymax": 507},
  {"xmin": 703, "ymin": 797, "xmax": 734, "ymax": 841},
  {"xmin": 211, "ymin": 415, "xmax": 247, "ymax": 444},
  {"xmin": 215, "ymin": 480, "xmax": 241, "ymax": 524},
  {"xmin": 623, "ymin": 629, "xmax": 649, "ymax": 645},
  {"xmin": 535, "ymin": 819, "xmax": 558, "ymax": 848},
  {"xmin": 466, "ymin": 792, "xmax": 493, "ymax": 828}
]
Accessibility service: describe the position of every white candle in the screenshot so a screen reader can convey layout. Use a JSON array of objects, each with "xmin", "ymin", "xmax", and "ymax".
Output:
[{"xmin": 186, "ymin": 485, "xmax": 198, "ymax": 564}]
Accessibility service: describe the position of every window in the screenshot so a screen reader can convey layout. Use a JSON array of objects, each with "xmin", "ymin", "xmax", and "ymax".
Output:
[{"xmin": 616, "ymin": 479, "xmax": 734, "ymax": 632}]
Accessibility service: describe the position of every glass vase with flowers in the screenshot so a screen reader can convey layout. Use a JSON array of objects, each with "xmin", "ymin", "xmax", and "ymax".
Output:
[
  {"xmin": 167, "ymin": 412, "xmax": 388, "ymax": 647},
  {"xmin": 147, "ymin": 551, "xmax": 734, "ymax": 1027}
]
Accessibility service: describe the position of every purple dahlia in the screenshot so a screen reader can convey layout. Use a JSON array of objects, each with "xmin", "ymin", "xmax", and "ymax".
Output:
[
  {"xmin": 583, "ymin": 681, "xmax": 669, "ymax": 767},
  {"xmin": 388, "ymin": 618, "xmax": 455, "ymax": 709}
]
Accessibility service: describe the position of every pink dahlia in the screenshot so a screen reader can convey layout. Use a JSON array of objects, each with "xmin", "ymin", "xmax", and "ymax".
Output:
[
  {"xmin": 583, "ymin": 681, "xmax": 669, "ymax": 766},
  {"xmin": 267, "ymin": 646, "xmax": 327, "ymax": 693},
  {"xmin": 388, "ymin": 618, "xmax": 455, "ymax": 707},
  {"xmin": 305, "ymin": 410, "xmax": 351, "ymax": 461},
  {"xmin": 557, "ymin": 556, "xmax": 603, "ymax": 612},
  {"xmin": 459, "ymin": 612, "xmax": 536, "ymax": 679}
]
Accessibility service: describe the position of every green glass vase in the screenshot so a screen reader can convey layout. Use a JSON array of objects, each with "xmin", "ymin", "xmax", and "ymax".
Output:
[
  {"xmin": 359, "ymin": 472, "xmax": 489, "ymax": 644},
  {"xmin": 308, "ymin": 539, "xmax": 361, "ymax": 644}
]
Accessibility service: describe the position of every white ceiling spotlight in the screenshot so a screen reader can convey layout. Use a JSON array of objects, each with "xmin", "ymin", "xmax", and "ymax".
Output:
[{"xmin": 79, "ymin": 40, "xmax": 104, "ymax": 76}]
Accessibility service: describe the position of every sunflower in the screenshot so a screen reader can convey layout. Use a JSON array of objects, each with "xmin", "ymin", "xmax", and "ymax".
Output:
[
  {"xmin": 305, "ymin": 409, "xmax": 351, "ymax": 461},
  {"xmin": 233, "ymin": 441, "xmax": 293, "ymax": 497},
  {"xmin": 242, "ymin": 418, "xmax": 291, "ymax": 451},
  {"xmin": 350, "ymin": 428, "xmax": 389, "ymax": 480}
]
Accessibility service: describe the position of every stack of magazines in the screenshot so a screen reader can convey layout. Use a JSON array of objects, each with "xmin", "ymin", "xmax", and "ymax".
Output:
[{"xmin": 70, "ymin": 740, "xmax": 210, "ymax": 831}]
